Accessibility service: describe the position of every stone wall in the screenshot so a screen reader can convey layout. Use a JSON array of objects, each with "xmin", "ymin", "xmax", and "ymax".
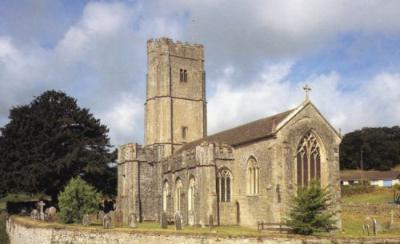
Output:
[{"xmin": 7, "ymin": 216, "xmax": 400, "ymax": 244}]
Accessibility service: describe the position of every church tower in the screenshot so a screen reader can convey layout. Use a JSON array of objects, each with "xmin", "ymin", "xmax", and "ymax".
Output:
[{"xmin": 145, "ymin": 38, "xmax": 207, "ymax": 157}]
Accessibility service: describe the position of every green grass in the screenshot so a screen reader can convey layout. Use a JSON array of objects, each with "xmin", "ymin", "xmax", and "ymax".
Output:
[
  {"xmin": 338, "ymin": 187, "xmax": 400, "ymax": 237},
  {"xmin": 342, "ymin": 187, "xmax": 394, "ymax": 204},
  {"xmin": 12, "ymin": 216, "xmax": 267, "ymax": 238}
]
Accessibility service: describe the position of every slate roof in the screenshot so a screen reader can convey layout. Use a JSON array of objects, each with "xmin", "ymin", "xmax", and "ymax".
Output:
[
  {"xmin": 340, "ymin": 170, "xmax": 400, "ymax": 181},
  {"xmin": 176, "ymin": 109, "xmax": 295, "ymax": 153}
]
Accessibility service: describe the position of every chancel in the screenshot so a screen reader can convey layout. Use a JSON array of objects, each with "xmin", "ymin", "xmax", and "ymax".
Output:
[{"xmin": 116, "ymin": 38, "xmax": 342, "ymax": 228}]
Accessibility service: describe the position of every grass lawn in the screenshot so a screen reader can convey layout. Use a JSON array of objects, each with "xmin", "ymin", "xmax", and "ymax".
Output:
[
  {"xmin": 342, "ymin": 187, "xmax": 394, "ymax": 204},
  {"xmin": 339, "ymin": 187, "xmax": 400, "ymax": 237},
  {"xmin": 13, "ymin": 216, "xmax": 268, "ymax": 238}
]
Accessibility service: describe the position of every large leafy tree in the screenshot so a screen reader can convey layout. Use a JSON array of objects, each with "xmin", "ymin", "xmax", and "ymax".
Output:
[
  {"xmin": 0, "ymin": 90, "xmax": 115, "ymax": 200},
  {"xmin": 340, "ymin": 127, "xmax": 400, "ymax": 170}
]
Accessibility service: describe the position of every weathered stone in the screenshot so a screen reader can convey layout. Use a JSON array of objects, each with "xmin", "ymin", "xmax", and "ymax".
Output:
[
  {"xmin": 208, "ymin": 214, "xmax": 214, "ymax": 229},
  {"xmin": 114, "ymin": 210, "xmax": 123, "ymax": 228},
  {"xmin": 128, "ymin": 213, "xmax": 137, "ymax": 228},
  {"xmin": 98, "ymin": 211, "xmax": 105, "ymax": 223},
  {"xmin": 37, "ymin": 201, "xmax": 46, "ymax": 221},
  {"xmin": 174, "ymin": 213, "xmax": 182, "ymax": 230},
  {"xmin": 103, "ymin": 214, "xmax": 112, "ymax": 229},
  {"xmin": 82, "ymin": 214, "xmax": 90, "ymax": 226},
  {"xmin": 30, "ymin": 209, "xmax": 38, "ymax": 220},
  {"xmin": 45, "ymin": 207, "xmax": 57, "ymax": 222},
  {"xmin": 160, "ymin": 212, "xmax": 168, "ymax": 229}
]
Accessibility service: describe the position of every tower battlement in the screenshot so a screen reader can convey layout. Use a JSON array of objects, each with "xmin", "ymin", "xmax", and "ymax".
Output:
[{"xmin": 147, "ymin": 37, "xmax": 204, "ymax": 60}]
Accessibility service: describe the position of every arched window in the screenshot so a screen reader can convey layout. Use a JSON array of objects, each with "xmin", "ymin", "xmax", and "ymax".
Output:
[
  {"xmin": 247, "ymin": 157, "xmax": 259, "ymax": 195},
  {"xmin": 217, "ymin": 169, "xmax": 232, "ymax": 202},
  {"xmin": 297, "ymin": 132, "xmax": 321, "ymax": 187},
  {"xmin": 175, "ymin": 178, "xmax": 183, "ymax": 213},
  {"xmin": 162, "ymin": 180, "xmax": 169, "ymax": 212},
  {"xmin": 188, "ymin": 177, "xmax": 195, "ymax": 211}
]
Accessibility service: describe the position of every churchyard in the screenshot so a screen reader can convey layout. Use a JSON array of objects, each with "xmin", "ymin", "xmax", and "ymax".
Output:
[{"xmin": 2, "ymin": 186, "xmax": 400, "ymax": 242}]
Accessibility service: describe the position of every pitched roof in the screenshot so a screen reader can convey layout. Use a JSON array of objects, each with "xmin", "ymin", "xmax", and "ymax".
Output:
[
  {"xmin": 340, "ymin": 170, "xmax": 400, "ymax": 181},
  {"xmin": 176, "ymin": 109, "xmax": 295, "ymax": 153}
]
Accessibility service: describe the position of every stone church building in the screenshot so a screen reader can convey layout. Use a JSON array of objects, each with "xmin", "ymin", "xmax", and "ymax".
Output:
[{"xmin": 117, "ymin": 37, "xmax": 341, "ymax": 228}]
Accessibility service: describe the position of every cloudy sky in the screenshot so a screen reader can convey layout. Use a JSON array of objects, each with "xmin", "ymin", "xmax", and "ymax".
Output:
[{"xmin": 1, "ymin": 0, "xmax": 400, "ymax": 146}]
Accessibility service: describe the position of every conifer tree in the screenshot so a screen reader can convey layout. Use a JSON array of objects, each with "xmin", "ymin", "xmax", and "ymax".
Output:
[
  {"xmin": 0, "ymin": 90, "xmax": 115, "ymax": 200},
  {"xmin": 286, "ymin": 181, "xmax": 336, "ymax": 235}
]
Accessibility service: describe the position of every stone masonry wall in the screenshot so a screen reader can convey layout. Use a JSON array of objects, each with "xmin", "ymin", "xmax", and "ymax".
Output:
[{"xmin": 7, "ymin": 216, "xmax": 400, "ymax": 244}]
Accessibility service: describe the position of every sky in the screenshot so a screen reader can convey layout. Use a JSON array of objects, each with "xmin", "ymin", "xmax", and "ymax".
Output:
[{"xmin": 1, "ymin": 0, "xmax": 400, "ymax": 146}]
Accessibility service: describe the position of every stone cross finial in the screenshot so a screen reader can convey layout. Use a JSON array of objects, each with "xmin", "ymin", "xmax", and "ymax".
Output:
[{"xmin": 303, "ymin": 84, "xmax": 311, "ymax": 100}]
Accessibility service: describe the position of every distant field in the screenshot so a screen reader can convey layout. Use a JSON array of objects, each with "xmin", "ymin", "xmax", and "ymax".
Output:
[{"xmin": 342, "ymin": 187, "xmax": 394, "ymax": 204}]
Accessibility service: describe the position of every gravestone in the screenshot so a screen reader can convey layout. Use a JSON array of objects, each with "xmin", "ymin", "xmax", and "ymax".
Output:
[
  {"xmin": 128, "ymin": 213, "xmax": 137, "ymax": 228},
  {"xmin": 46, "ymin": 207, "xmax": 57, "ymax": 222},
  {"xmin": 30, "ymin": 209, "xmax": 38, "ymax": 220},
  {"xmin": 372, "ymin": 218, "xmax": 381, "ymax": 235},
  {"xmin": 108, "ymin": 210, "xmax": 115, "ymax": 222},
  {"xmin": 390, "ymin": 209, "xmax": 395, "ymax": 230},
  {"xmin": 38, "ymin": 201, "xmax": 46, "ymax": 221},
  {"xmin": 363, "ymin": 217, "xmax": 371, "ymax": 235},
  {"xmin": 208, "ymin": 214, "xmax": 214, "ymax": 230},
  {"xmin": 160, "ymin": 212, "xmax": 168, "ymax": 229},
  {"xmin": 103, "ymin": 213, "xmax": 112, "ymax": 229},
  {"xmin": 98, "ymin": 211, "xmax": 105, "ymax": 224},
  {"xmin": 114, "ymin": 210, "xmax": 123, "ymax": 227},
  {"xmin": 82, "ymin": 214, "xmax": 90, "ymax": 226},
  {"xmin": 188, "ymin": 211, "xmax": 195, "ymax": 226},
  {"xmin": 174, "ymin": 212, "xmax": 182, "ymax": 230}
]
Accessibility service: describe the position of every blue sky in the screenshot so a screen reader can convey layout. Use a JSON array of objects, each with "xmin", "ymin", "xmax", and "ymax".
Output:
[{"xmin": 0, "ymin": 0, "xmax": 400, "ymax": 146}]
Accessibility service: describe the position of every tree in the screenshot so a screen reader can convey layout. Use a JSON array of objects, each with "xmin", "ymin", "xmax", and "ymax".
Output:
[
  {"xmin": 58, "ymin": 177, "xmax": 101, "ymax": 223},
  {"xmin": 286, "ymin": 182, "xmax": 336, "ymax": 235},
  {"xmin": 0, "ymin": 90, "xmax": 115, "ymax": 200},
  {"xmin": 340, "ymin": 127, "xmax": 400, "ymax": 170}
]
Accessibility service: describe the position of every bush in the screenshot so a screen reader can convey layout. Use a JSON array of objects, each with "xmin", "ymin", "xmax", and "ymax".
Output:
[
  {"xmin": 58, "ymin": 177, "xmax": 100, "ymax": 224},
  {"xmin": 286, "ymin": 181, "xmax": 336, "ymax": 235}
]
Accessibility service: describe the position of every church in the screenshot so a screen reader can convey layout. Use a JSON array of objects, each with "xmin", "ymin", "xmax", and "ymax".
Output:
[{"xmin": 117, "ymin": 37, "xmax": 341, "ymax": 228}]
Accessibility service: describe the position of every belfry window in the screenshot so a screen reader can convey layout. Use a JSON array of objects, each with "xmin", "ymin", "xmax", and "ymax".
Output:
[
  {"xmin": 247, "ymin": 157, "xmax": 259, "ymax": 196},
  {"xmin": 296, "ymin": 132, "xmax": 321, "ymax": 187},
  {"xmin": 180, "ymin": 69, "xmax": 188, "ymax": 82},
  {"xmin": 217, "ymin": 169, "xmax": 232, "ymax": 202}
]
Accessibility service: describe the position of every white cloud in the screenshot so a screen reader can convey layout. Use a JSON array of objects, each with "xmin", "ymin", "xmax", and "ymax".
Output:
[
  {"xmin": 98, "ymin": 94, "xmax": 143, "ymax": 146},
  {"xmin": 208, "ymin": 64, "xmax": 400, "ymax": 135},
  {"xmin": 1, "ymin": 0, "xmax": 400, "ymax": 147}
]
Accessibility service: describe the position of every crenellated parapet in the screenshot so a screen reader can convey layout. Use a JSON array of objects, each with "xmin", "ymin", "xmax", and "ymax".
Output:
[
  {"xmin": 214, "ymin": 143, "xmax": 234, "ymax": 160},
  {"xmin": 118, "ymin": 143, "xmax": 166, "ymax": 164},
  {"xmin": 161, "ymin": 141, "xmax": 234, "ymax": 174},
  {"xmin": 147, "ymin": 37, "xmax": 204, "ymax": 60}
]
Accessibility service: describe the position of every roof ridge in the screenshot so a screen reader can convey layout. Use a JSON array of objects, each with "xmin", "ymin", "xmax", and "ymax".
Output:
[{"xmin": 174, "ymin": 107, "xmax": 295, "ymax": 155}]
